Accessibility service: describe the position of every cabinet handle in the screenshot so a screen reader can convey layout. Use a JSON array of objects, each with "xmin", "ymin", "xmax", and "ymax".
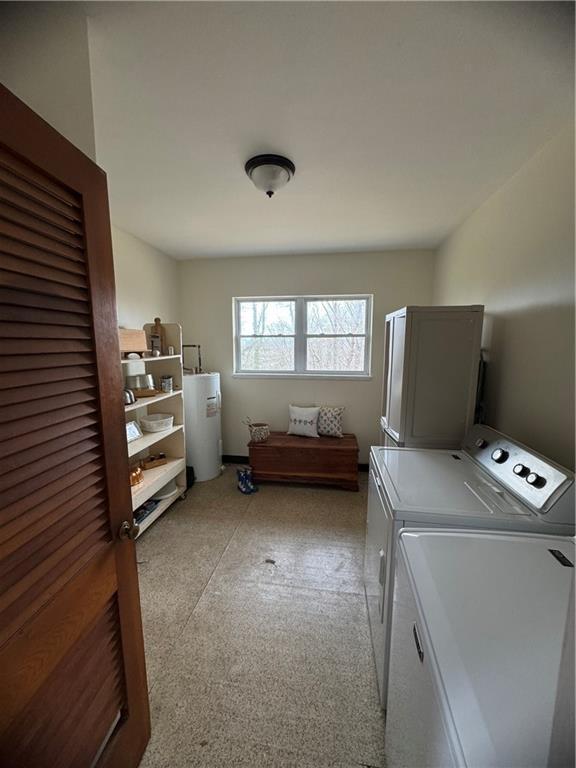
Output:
[
  {"xmin": 413, "ymin": 623, "xmax": 424, "ymax": 663},
  {"xmin": 378, "ymin": 549, "xmax": 386, "ymax": 586}
]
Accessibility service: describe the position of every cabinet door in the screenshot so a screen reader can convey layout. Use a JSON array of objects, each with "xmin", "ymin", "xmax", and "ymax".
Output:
[
  {"xmin": 0, "ymin": 85, "xmax": 150, "ymax": 767},
  {"xmin": 385, "ymin": 554, "xmax": 458, "ymax": 768},
  {"xmin": 384, "ymin": 315, "xmax": 406, "ymax": 441},
  {"xmin": 404, "ymin": 311, "xmax": 480, "ymax": 446}
]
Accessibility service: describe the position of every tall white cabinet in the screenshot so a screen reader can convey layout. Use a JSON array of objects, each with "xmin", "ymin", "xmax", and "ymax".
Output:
[
  {"xmin": 381, "ymin": 306, "xmax": 483, "ymax": 448},
  {"xmin": 123, "ymin": 322, "xmax": 186, "ymax": 537}
]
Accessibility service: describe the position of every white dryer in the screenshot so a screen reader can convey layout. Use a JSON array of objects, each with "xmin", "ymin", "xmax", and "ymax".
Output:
[
  {"xmin": 385, "ymin": 529, "xmax": 575, "ymax": 768},
  {"xmin": 364, "ymin": 424, "xmax": 575, "ymax": 707}
]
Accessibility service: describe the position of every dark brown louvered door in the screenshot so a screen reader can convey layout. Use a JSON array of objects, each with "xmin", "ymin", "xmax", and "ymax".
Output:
[{"xmin": 0, "ymin": 85, "xmax": 150, "ymax": 767}]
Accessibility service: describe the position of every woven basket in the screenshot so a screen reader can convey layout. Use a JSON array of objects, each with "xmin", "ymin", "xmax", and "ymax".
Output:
[{"xmin": 246, "ymin": 421, "xmax": 270, "ymax": 442}]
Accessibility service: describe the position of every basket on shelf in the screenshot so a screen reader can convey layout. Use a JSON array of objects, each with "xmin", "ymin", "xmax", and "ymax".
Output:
[
  {"xmin": 140, "ymin": 413, "xmax": 174, "ymax": 433},
  {"xmin": 244, "ymin": 418, "xmax": 270, "ymax": 443}
]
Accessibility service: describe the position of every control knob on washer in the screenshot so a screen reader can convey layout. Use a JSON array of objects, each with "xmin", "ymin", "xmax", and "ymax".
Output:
[
  {"xmin": 513, "ymin": 464, "xmax": 529, "ymax": 477},
  {"xmin": 491, "ymin": 448, "xmax": 509, "ymax": 463},
  {"xmin": 526, "ymin": 472, "xmax": 546, "ymax": 488},
  {"xmin": 475, "ymin": 438, "xmax": 488, "ymax": 449}
]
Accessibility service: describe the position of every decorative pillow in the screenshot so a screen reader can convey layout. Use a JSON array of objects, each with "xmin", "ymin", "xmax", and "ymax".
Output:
[
  {"xmin": 318, "ymin": 406, "xmax": 345, "ymax": 438},
  {"xmin": 287, "ymin": 405, "xmax": 320, "ymax": 438}
]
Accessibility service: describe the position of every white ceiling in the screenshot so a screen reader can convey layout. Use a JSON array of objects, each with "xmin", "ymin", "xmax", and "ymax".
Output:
[{"xmin": 86, "ymin": 2, "xmax": 574, "ymax": 259}]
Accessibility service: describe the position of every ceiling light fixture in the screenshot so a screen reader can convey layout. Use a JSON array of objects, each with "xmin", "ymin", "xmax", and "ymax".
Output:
[{"xmin": 245, "ymin": 154, "xmax": 295, "ymax": 198}]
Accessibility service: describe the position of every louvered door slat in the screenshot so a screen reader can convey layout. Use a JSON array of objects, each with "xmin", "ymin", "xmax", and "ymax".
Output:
[
  {"xmin": 2, "ymin": 338, "xmax": 93, "ymax": 355},
  {"xmin": 0, "ymin": 550, "xmax": 118, "ymax": 720},
  {"xmin": 0, "ymin": 415, "xmax": 98, "ymax": 459},
  {"xmin": 0, "ymin": 252, "xmax": 88, "ymax": 288},
  {"xmin": 0, "ymin": 377, "xmax": 96, "ymax": 408},
  {"xmin": 0, "ymin": 268, "xmax": 88, "ymax": 301},
  {"xmin": 0, "ymin": 514, "xmax": 108, "ymax": 599},
  {"xmin": 0, "ymin": 436, "xmax": 99, "ymax": 492},
  {"xmin": 0, "ymin": 365, "xmax": 94, "ymax": 391},
  {"xmin": 0, "ymin": 352, "xmax": 94, "ymax": 373},
  {"xmin": 0, "ymin": 183, "xmax": 84, "ymax": 235},
  {"xmin": 0, "ymin": 303, "xmax": 91, "ymax": 327},
  {"xmin": 0, "ymin": 402, "xmax": 97, "ymax": 441},
  {"xmin": 4, "ymin": 502, "xmax": 106, "ymax": 579},
  {"xmin": 0, "ymin": 533, "xmax": 109, "ymax": 649},
  {"xmin": 0, "ymin": 235, "xmax": 86, "ymax": 276},
  {"xmin": 0, "ymin": 164, "xmax": 82, "ymax": 222},
  {"xmin": 0, "ymin": 201, "xmax": 84, "ymax": 248},
  {"xmin": 0, "ymin": 494, "xmax": 105, "ymax": 562},
  {"xmin": 2, "ymin": 463, "xmax": 104, "ymax": 525},
  {"xmin": 0, "ymin": 516, "xmax": 109, "ymax": 605},
  {"xmin": 0, "ymin": 286, "xmax": 90, "ymax": 313},
  {"xmin": 0, "ymin": 146, "xmax": 81, "ymax": 209},
  {"xmin": 6, "ymin": 634, "xmax": 117, "ymax": 761},
  {"xmin": 0, "ymin": 321, "xmax": 92, "ymax": 340},
  {"xmin": 0, "ymin": 448, "xmax": 102, "ymax": 507},
  {"xmin": 0, "ymin": 218, "xmax": 84, "ymax": 261},
  {"xmin": 0, "ymin": 478, "xmax": 104, "ymax": 550},
  {"xmin": 1, "ymin": 603, "xmax": 123, "ymax": 768},
  {"xmin": 0, "ymin": 389, "xmax": 96, "ymax": 424},
  {"xmin": 0, "ymin": 84, "xmax": 149, "ymax": 767},
  {"xmin": 0, "ymin": 425, "xmax": 99, "ymax": 475}
]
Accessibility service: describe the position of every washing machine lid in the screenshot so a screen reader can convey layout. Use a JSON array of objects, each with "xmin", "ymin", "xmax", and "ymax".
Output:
[
  {"xmin": 399, "ymin": 530, "xmax": 574, "ymax": 768},
  {"xmin": 371, "ymin": 446, "xmax": 533, "ymax": 521}
]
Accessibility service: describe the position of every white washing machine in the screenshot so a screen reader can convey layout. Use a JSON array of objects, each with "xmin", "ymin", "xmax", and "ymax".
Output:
[
  {"xmin": 385, "ymin": 529, "xmax": 575, "ymax": 768},
  {"xmin": 364, "ymin": 424, "xmax": 575, "ymax": 707}
]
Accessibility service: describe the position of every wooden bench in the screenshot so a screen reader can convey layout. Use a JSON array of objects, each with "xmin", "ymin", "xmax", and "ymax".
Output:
[{"xmin": 248, "ymin": 431, "xmax": 359, "ymax": 491}]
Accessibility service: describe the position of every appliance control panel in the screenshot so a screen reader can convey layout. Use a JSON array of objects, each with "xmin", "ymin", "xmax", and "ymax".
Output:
[{"xmin": 463, "ymin": 424, "xmax": 574, "ymax": 516}]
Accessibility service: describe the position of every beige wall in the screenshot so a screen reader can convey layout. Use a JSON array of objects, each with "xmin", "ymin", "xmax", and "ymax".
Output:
[
  {"xmin": 434, "ymin": 126, "xmax": 575, "ymax": 469},
  {"xmin": 0, "ymin": 2, "xmax": 95, "ymax": 159},
  {"xmin": 112, "ymin": 225, "xmax": 181, "ymax": 329},
  {"xmin": 179, "ymin": 250, "xmax": 435, "ymax": 461}
]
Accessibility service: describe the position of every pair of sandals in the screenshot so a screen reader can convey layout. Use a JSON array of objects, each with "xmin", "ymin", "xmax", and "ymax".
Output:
[{"xmin": 237, "ymin": 467, "xmax": 258, "ymax": 494}]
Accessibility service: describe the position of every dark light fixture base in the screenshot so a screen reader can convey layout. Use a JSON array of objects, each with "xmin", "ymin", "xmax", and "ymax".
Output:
[{"xmin": 245, "ymin": 154, "xmax": 296, "ymax": 198}]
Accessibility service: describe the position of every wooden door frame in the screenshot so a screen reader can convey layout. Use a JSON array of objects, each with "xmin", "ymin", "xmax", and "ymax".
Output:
[{"xmin": 0, "ymin": 84, "xmax": 150, "ymax": 766}]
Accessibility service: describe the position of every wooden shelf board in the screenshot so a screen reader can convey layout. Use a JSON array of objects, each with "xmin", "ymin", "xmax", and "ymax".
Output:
[
  {"xmin": 125, "ymin": 389, "xmax": 182, "ymax": 413},
  {"xmin": 131, "ymin": 457, "xmax": 186, "ymax": 511},
  {"xmin": 135, "ymin": 485, "xmax": 185, "ymax": 537},
  {"xmin": 127, "ymin": 424, "xmax": 183, "ymax": 458}
]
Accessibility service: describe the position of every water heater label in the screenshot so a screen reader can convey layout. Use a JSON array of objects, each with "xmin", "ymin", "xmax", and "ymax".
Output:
[{"xmin": 206, "ymin": 396, "xmax": 217, "ymax": 417}]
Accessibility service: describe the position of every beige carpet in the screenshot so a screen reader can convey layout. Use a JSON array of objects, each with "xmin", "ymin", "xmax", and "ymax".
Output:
[{"xmin": 137, "ymin": 466, "xmax": 385, "ymax": 768}]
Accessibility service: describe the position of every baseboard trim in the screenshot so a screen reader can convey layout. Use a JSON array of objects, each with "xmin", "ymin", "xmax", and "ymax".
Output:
[
  {"xmin": 223, "ymin": 454, "xmax": 249, "ymax": 464},
  {"xmin": 223, "ymin": 455, "xmax": 369, "ymax": 472}
]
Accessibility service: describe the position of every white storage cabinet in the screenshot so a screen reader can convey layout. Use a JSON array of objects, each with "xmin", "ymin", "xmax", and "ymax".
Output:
[{"xmin": 381, "ymin": 305, "xmax": 483, "ymax": 448}]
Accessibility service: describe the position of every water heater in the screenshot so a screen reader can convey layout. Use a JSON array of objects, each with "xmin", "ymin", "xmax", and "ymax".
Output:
[{"xmin": 182, "ymin": 372, "xmax": 222, "ymax": 481}]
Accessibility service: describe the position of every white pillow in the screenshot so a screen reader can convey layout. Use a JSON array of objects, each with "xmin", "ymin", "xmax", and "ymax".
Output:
[{"xmin": 287, "ymin": 405, "xmax": 320, "ymax": 438}]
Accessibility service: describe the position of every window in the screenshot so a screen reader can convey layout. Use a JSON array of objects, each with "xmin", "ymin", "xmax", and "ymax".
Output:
[{"xmin": 234, "ymin": 295, "xmax": 372, "ymax": 377}]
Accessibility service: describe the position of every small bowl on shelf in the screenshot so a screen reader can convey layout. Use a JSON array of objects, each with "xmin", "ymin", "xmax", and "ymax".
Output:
[{"xmin": 140, "ymin": 413, "xmax": 174, "ymax": 433}]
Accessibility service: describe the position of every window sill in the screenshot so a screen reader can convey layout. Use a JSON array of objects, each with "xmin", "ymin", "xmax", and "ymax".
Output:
[{"xmin": 232, "ymin": 373, "xmax": 372, "ymax": 381}]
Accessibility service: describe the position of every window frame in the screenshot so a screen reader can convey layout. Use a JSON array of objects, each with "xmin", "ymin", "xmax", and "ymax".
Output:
[{"xmin": 233, "ymin": 294, "xmax": 373, "ymax": 379}]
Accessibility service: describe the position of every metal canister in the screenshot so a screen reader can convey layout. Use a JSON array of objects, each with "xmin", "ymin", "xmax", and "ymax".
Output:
[{"xmin": 160, "ymin": 375, "xmax": 173, "ymax": 393}]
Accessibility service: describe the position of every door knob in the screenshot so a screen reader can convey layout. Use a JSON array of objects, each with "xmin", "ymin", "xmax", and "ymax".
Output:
[{"xmin": 118, "ymin": 520, "xmax": 140, "ymax": 541}]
